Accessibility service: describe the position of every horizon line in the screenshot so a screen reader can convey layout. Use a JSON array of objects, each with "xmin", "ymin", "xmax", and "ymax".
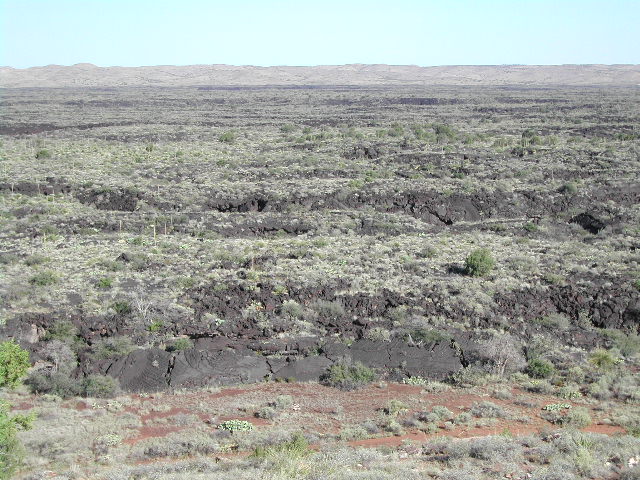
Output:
[{"xmin": 3, "ymin": 62, "xmax": 640, "ymax": 70}]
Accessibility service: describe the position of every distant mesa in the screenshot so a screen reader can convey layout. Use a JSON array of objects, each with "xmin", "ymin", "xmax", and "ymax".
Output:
[{"xmin": 0, "ymin": 63, "xmax": 639, "ymax": 88}]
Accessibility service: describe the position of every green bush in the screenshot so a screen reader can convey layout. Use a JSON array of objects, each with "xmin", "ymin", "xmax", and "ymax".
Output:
[
  {"xmin": 35, "ymin": 149, "xmax": 51, "ymax": 159},
  {"xmin": 321, "ymin": 361, "xmax": 375, "ymax": 391},
  {"xmin": 24, "ymin": 254, "xmax": 49, "ymax": 266},
  {"xmin": 0, "ymin": 341, "xmax": 30, "ymax": 389},
  {"xmin": 280, "ymin": 300, "xmax": 304, "ymax": 319},
  {"xmin": 312, "ymin": 299, "xmax": 345, "ymax": 320},
  {"xmin": 589, "ymin": 349, "xmax": 618, "ymax": 370},
  {"xmin": 280, "ymin": 124, "xmax": 296, "ymax": 134},
  {"xmin": 470, "ymin": 401, "xmax": 507, "ymax": 418},
  {"xmin": 253, "ymin": 432, "xmax": 310, "ymax": 459},
  {"xmin": 561, "ymin": 182, "xmax": 578, "ymax": 195},
  {"xmin": 464, "ymin": 248, "xmax": 495, "ymax": 277},
  {"xmin": 0, "ymin": 400, "xmax": 35, "ymax": 480},
  {"xmin": 255, "ymin": 406, "xmax": 277, "ymax": 419},
  {"xmin": 527, "ymin": 358, "xmax": 555, "ymax": 379},
  {"xmin": 218, "ymin": 131, "xmax": 236, "ymax": 143},
  {"xmin": 28, "ymin": 270, "xmax": 58, "ymax": 286},
  {"xmin": 410, "ymin": 328, "xmax": 452, "ymax": 344},
  {"xmin": 95, "ymin": 277, "xmax": 113, "ymax": 289},
  {"xmin": 43, "ymin": 319, "xmax": 78, "ymax": 342},
  {"xmin": 83, "ymin": 374, "xmax": 119, "ymax": 398},
  {"xmin": 168, "ymin": 338, "xmax": 193, "ymax": 352},
  {"xmin": 25, "ymin": 371, "xmax": 83, "ymax": 398},
  {"xmin": 110, "ymin": 301, "xmax": 132, "ymax": 315},
  {"xmin": 91, "ymin": 336, "xmax": 136, "ymax": 359}
]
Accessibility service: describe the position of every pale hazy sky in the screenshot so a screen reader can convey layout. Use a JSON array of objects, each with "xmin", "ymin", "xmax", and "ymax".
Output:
[{"xmin": 1, "ymin": 0, "xmax": 638, "ymax": 68}]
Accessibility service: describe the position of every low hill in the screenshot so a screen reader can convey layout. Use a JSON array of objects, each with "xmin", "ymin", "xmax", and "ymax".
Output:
[{"xmin": 1, "ymin": 63, "xmax": 639, "ymax": 88}]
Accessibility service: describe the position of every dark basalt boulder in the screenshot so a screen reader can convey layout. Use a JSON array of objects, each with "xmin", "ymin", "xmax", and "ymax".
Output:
[
  {"xmin": 168, "ymin": 348, "xmax": 270, "ymax": 389},
  {"xmin": 345, "ymin": 143, "xmax": 384, "ymax": 160},
  {"xmin": 76, "ymin": 187, "xmax": 141, "ymax": 212},
  {"xmin": 272, "ymin": 355, "xmax": 333, "ymax": 382},
  {"xmin": 570, "ymin": 212, "xmax": 606, "ymax": 234},
  {"xmin": 104, "ymin": 348, "xmax": 171, "ymax": 392}
]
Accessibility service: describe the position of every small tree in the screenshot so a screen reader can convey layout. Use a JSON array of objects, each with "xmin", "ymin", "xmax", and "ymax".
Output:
[
  {"xmin": 0, "ymin": 400, "xmax": 35, "ymax": 480},
  {"xmin": 464, "ymin": 248, "xmax": 495, "ymax": 277},
  {"xmin": 0, "ymin": 341, "xmax": 30, "ymax": 389}
]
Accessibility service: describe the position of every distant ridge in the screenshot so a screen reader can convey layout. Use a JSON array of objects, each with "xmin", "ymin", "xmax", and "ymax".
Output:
[{"xmin": 1, "ymin": 64, "xmax": 639, "ymax": 88}]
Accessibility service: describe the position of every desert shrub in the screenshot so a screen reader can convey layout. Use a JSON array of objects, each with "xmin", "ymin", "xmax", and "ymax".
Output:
[
  {"xmin": 0, "ymin": 253, "xmax": 19, "ymax": 265},
  {"xmin": 280, "ymin": 300, "xmax": 303, "ymax": 319},
  {"xmin": 589, "ymin": 349, "xmax": 619, "ymax": 370},
  {"xmin": 25, "ymin": 371, "xmax": 83, "ymax": 398},
  {"xmin": 253, "ymin": 432, "xmax": 310, "ymax": 459},
  {"xmin": 402, "ymin": 375, "xmax": 429, "ymax": 386},
  {"xmin": 361, "ymin": 420, "xmax": 380, "ymax": 434},
  {"xmin": 410, "ymin": 327, "xmax": 451, "ymax": 344},
  {"xmin": 110, "ymin": 300, "xmax": 132, "ymax": 315},
  {"xmin": 383, "ymin": 399, "xmax": 408, "ymax": 416},
  {"xmin": 450, "ymin": 365, "xmax": 491, "ymax": 387},
  {"xmin": 535, "ymin": 313, "xmax": 570, "ymax": 330},
  {"xmin": 558, "ymin": 385, "xmax": 582, "ymax": 400},
  {"xmin": 147, "ymin": 320, "xmax": 164, "ymax": 332},
  {"xmin": 218, "ymin": 131, "xmax": 236, "ymax": 143},
  {"xmin": 321, "ymin": 361, "xmax": 375, "ymax": 390},
  {"xmin": 43, "ymin": 319, "xmax": 78, "ymax": 343},
  {"xmin": 420, "ymin": 406, "xmax": 454, "ymax": 423},
  {"xmin": 491, "ymin": 387, "xmax": 513, "ymax": 400},
  {"xmin": 338, "ymin": 425, "xmax": 369, "ymax": 441},
  {"xmin": 35, "ymin": 148, "xmax": 51, "ymax": 159},
  {"xmin": 601, "ymin": 330, "xmax": 640, "ymax": 358},
  {"xmin": 28, "ymin": 270, "xmax": 58, "ymax": 286},
  {"xmin": 464, "ymin": 248, "xmax": 495, "ymax": 277},
  {"xmin": 382, "ymin": 418, "xmax": 403, "ymax": 435},
  {"xmin": 446, "ymin": 435, "xmax": 520, "ymax": 463},
  {"xmin": 365, "ymin": 327, "xmax": 391, "ymax": 342},
  {"xmin": 543, "ymin": 406, "xmax": 591, "ymax": 428},
  {"xmin": 524, "ymin": 379, "xmax": 555, "ymax": 394},
  {"xmin": 168, "ymin": 338, "xmax": 193, "ymax": 352},
  {"xmin": 454, "ymin": 412, "xmax": 472, "ymax": 425},
  {"xmin": 433, "ymin": 123, "xmax": 456, "ymax": 142},
  {"xmin": 471, "ymin": 401, "xmax": 507, "ymax": 418},
  {"xmin": 280, "ymin": 124, "xmax": 296, "ymax": 133},
  {"xmin": 0, "ymin": 400, "xmax": 35, "ymax": 480},
  {"xmin": 591, "ymin": 372, "xmax": 640, "ymax": 402},
  {"xmin": 83, "ymin": 374, "xmax": 119, "ymax": 398},
  {"xmin": 0, "ymin": 341, "xmax": 30, "ymax": 388},
  {"xmin": 95, "ymin": 277, "xmax": 113, "ymax": 289},
  {"xmin": 37, "ymin": 339, "xmax": 76, "ymax": 373},
  {"xmin": 91, "ymin": 336, "xmax": 136, "ymax": 359},
  {"xmin": 527, "ymin": 358, "xmax": 556, "ymax": 379},
  {"xmin": 564, "ymin": 407, "xmax": 592, "ymax": 428},
  {"xmin": 480, "ymin": 333, "xmax": 526, "ymax": 376},
  {"xmin": 255, "ymin": 406, "xmax": 277, "ymax": 420},
  {"xmin": 560, "ymin": 182, "xmax": 578, "ymax": 194},
  {"xmin": 272, "ymin": 395, "xmax": 293, "ymax": 410},
  {"xmin": 24, "ymin": 254, "xmax": 49, "ymax": 266},
  {"xmin": 140, "ymin": 432, "xmax": 220, "ymax": 459},
  {"xmin": 312, "ymin": 299, "xmax": 345, "ymax": 320}
]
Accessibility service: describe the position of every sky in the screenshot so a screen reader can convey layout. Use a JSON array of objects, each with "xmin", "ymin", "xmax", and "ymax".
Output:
[{"xmin": 1, "ymin": 0, "xmax": 639, "ymax": 68}]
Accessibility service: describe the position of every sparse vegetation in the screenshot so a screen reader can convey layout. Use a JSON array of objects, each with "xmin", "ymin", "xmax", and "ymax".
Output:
[{"xmin": 1, "ymin": 74, "xmax": 639, "ymax": 480}]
